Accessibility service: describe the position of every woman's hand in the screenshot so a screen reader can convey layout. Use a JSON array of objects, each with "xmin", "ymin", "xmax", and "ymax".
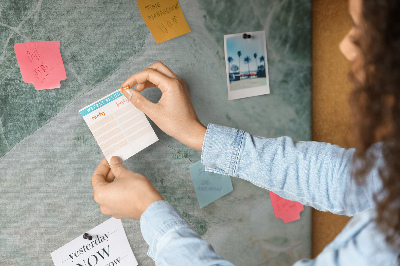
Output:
[
  {"xmin": 120, "ymin": 61, "xmax": 206, "ymax": 151},
  {"xmin": 91, "ymin": 157, "xmax": 164, "ymax": 220}
]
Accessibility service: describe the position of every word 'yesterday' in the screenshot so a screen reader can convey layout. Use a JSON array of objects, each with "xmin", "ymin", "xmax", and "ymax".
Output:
[{"xmin": 68, "ymin": 233, "xmax": 109, "ymax": 260}]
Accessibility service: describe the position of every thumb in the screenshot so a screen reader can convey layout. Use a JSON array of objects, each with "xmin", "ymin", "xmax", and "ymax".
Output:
[
  {"xmin": 123, "ymin": 89, "xmax": 155, "ymax": 115},
  {"xmin": 92, "ymin": 158, "xmax": 111, "ymax": 189},
  {"xmin": 109, "ymin": 156, "xmax": 130, "ymax": 179}
]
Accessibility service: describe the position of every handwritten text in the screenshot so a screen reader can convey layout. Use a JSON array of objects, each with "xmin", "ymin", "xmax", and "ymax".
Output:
[
  {"xmin": 116, "ymin": 98, "xmax": 129, "ymax": 108},
  {"xmin": 92, "ymin": 112, "xmax": 105, "ymax": 120},
  {"xmin": 147, "ymin": 3, "xmax": 180, "ymax": 20}
]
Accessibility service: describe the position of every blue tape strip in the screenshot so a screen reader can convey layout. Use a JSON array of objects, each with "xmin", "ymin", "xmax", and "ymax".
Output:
[{"xmin": 80, "ymin": 91, "xmax": 123, "ymax": 116}]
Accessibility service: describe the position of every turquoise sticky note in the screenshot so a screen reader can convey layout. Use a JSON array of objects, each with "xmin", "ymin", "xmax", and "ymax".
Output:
[{"xmin": 190, "ymin": 160, "xmax": 233, "ymax": 208}]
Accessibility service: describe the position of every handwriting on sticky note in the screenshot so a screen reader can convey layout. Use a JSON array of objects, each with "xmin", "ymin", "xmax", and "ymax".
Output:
[
  {"xmin": 79, "ymin": 90, "xmax": 158, "ymax": 162},
  {"xmin": 269, "ymin": 191, "xmax": 304, "ymax": 223},
  {"xmin": 190, "ymin": 161, "xmax": 233, "ymax": 208},
  {"xmin": 137, "ymin": 0, "xmax": 191, "ymax": 44},
  {"xmin": 51, "ymin": 218, "xmax": 138, "ymax": 266},
  {"xmin": 14, "ymin": 41, "xmax": 67, "ymax": 90}
]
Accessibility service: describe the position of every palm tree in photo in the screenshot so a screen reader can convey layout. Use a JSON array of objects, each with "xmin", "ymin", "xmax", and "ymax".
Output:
[
  {"xmin": 253, "ymin": 53, "xmax": 257, "ymax": 74},
  {"xmin": 244, "ymin": 56, "xmax": 251, "ymax": 78},
  {"xmin": 260, "ymin": 55, "xmax": 265, "ymax": 71},
  {"xmin": 260, "ymin": 55, "xmax": 267, "ymax": 77},
  {"xmin": 227, "ymin": 56, "xmax": 233, "ymax": 73},
  {"xmin": 237, "ymin": 51, "xmax": 242, "ymax": 77}
]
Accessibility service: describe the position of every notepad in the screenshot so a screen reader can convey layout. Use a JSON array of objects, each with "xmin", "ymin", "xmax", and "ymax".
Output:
[
  {"xmin": 14, "ymin": 41, "xmax": 67, "ymax": 90},
  {"xmin": 79, "ymin": 90, "xmax": 158, "ymax": 162},
  {"xmin": 269, "ymin": 191, "xmax": 304, "ymax": 223},
  {"xmin": 51, "ymin": 218, "xmax": 138, "ymax": 266},
  {"xmin": 190, "ymin": 161, "xmax": 233, "ymax": 208},
  {"xmin": 137, "ymin": 0, "xmax": 191, "ymax": 44}
]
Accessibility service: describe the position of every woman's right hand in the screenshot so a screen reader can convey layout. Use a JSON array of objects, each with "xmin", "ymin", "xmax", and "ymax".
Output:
[{"xmin": 120, "ymin": 61, "xmax": 207, "ymax": 151}]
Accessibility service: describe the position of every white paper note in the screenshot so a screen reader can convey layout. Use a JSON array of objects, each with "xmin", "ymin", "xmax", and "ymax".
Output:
[
  {"xmin": 79, "ymin": 89, "xmax": 158, "ymax": 162},
  {"xmin": 51, "ymin": 218, "xmax": 138, "ymax": 266}
]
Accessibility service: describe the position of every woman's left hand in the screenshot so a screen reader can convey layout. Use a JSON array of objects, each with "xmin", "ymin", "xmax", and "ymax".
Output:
[{"xmin": 91, "ymin": 157, "xmax": 164, "ymax": 219}]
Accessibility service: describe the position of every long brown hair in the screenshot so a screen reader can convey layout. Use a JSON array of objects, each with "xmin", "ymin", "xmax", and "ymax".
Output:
[{"xmin": 350, "ymin": 0, "xmax": 400, "ymax": 252}]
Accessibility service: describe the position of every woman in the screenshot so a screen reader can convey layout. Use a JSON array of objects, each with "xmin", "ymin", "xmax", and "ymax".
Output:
[{"xmin": 91, "ymin": 0, "xmax": 400, "ymax": 264}]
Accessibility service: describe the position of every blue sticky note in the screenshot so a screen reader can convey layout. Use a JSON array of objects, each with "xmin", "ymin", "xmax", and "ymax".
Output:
[{"xmin": 189, "ymin": 161, "xmax": 233, "ymax": 208}]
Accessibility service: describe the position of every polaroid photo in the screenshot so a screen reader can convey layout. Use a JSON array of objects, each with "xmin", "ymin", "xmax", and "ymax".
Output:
[{"xmin": 224, "ymin": 31, "xmax": 270, "ymax": 100}]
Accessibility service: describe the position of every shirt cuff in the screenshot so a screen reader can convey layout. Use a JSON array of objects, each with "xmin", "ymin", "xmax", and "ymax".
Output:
[
  {"xmin": 201, "ymin": 123, "xmax": 245, "ymax": 176},
  {"xmin": 140, "ymin": 200, "xmax": 192, "ymax": 260}
]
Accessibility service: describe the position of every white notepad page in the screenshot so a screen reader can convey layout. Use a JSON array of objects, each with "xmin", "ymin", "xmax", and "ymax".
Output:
[{"xmin": 79, "ymin": 89, "xmax": 158, "ymax": 162}]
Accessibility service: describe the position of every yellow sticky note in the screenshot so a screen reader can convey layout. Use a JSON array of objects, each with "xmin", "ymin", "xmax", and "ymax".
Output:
[{"xmin": 137, "ymin": 0, "xmax": 191, "ymax": 44}]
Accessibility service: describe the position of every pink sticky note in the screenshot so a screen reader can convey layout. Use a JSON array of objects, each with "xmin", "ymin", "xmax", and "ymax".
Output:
[
  {"xmin": 14, "ymin": 41, "xmax": 67, "ymax": 90},
  {"xmin": 270, "ymin": 191, "xmax": 304, "ymax": 223}
]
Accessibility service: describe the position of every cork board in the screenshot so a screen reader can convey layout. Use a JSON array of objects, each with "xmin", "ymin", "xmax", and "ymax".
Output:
[{"xmin": 312, "ymin": 0, "xmax": 353, "ymax": 257}]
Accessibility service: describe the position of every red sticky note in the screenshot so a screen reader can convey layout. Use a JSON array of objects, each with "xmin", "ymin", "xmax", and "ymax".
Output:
[
  {"xmin": 270, "ymin": 191, "xmax": 304, "ymax": 223},
  {"xmin": 14, "ymin": 41, "xmax": 67, "ymax": 90}
]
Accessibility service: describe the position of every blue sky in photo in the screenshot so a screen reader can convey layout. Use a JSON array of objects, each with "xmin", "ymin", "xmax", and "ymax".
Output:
[{"xmin": 226, "ymin": 32, "xmax": 266, "ymax": 73}]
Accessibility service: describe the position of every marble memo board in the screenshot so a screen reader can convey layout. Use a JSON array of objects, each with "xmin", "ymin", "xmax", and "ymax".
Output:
[{"xmin": 0, "ymin": 0, "xmax": 311, "ymax": 265}]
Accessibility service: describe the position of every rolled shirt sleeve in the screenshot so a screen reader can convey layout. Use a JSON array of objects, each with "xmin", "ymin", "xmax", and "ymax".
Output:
[
  {"xmin": 201, "ymin": 124, "xmax": 382, "ymax": 216},
  {"xmin": 140, "ymin": 200, "xmax": 235, "ymax": 265}
]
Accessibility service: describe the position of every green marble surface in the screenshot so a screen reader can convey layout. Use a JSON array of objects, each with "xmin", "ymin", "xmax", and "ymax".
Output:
[{"xmin": 0, "ymin": 0, "xmax": 312, "ymax": 265}]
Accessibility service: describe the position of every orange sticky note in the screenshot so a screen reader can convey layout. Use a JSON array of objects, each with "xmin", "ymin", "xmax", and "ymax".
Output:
[
  {"xmin": 14, "ymin": 41, "xmax": 67, "ymax": 90},
  {"xmin": 137, "ymin": 0, "xmax": 191, "ymax": 44},
  {"xmin": 270, "ymin": 191, "xmax": 304, "ymax": 223}
]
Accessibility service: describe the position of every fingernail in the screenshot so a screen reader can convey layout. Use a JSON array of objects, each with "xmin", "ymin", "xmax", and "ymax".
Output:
[
  {"xmin": 121, "ymin": 85, "xmax": 130, "ymax": 92},
  {"xmin": 125, "ymin": 89, "xmax": 133, "ymax": 100},
  {"xmin": 110, "ymin": 156, "xmax": 122, "ymax": 165}
]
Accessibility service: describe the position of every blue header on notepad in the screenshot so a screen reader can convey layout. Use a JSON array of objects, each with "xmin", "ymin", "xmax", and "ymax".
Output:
[{"xmin": 80, "ymin": 91, "xmax": 123, "ymax": 116}]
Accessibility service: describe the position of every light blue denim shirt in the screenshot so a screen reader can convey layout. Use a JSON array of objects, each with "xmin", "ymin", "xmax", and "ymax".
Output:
[{"xmin": 140, "ymin": 124, "xmax": 399, "ymax": 265}]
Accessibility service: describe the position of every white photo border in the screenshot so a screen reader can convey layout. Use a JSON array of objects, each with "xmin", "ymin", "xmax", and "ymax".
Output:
[{"xmin": 224, "ymin": 31, "xmax": 270, "ymax": 100}]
